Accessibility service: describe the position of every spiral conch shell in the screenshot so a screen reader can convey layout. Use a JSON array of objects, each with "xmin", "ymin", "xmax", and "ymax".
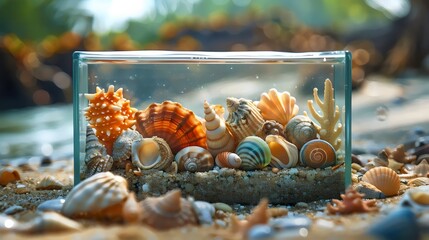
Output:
[
  {"xmin": 362, "ymin": 167, "xmax": 400, "ymax": 197},
  {"xmin": 135, "ymin": 101, "xmax": 207, "ymax": 154},
  {"xmin": 256, "ymin": 88, "xmax": 299, "ymax": 126},
  {"xmin": 265, "ymin": 135, "xmax": 298, "ymax": 169},
  {"xmin": 175, "ymin": 146, "xmax": 214, "ymax": 172},
  {"xmin": 236, "ymin": 136, "xmax": 271, "ymax": 170},
  {"xmin": 131, "ymin": 137, "xmax": 174, "ymax": 171},
  {"xmin": 84, "ymin": 126, "xmax": 113, "ymax": 178},
  {"xmin": 215, "ymin": 152, "xmax": 242, "ymax": 168},
  {"xmin": 112, "ymin": 129, "xmax": 143, "ymax": 163},
  {"xmin": 225, "ymin": 97, "xmax": 265, "ymax": 143},
  {"xmin": 299, "ymin": 139, "xmax": 336, "ymax": 169},
  {"xmin": 139, "ymin": 189, "xmax": 198, "ymax": 230},
  {"xmin": 62, "ymin": 172, "xmax": 129, "ymax": 219},
  {"xmin": 203, "ymin": 100, "xmax": 236, "ymax": 157},
  {"xmin": 284, "ymin": 115, "xmax": 318, "ymax": 149}
]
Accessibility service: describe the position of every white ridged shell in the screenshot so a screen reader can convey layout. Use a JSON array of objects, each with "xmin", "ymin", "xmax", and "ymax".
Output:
[
  {"xmin": 265, "ymin": 135, "xmax": 298, "ymax": 169},
  {"xmin": 175, "ymin": 146, "xmax": 214, "ymax": 172}
]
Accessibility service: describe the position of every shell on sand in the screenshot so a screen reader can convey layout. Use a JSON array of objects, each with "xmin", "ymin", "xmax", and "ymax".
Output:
[
  {"xmin": 284, "ymin": 115, "xmax": 318, "ymax": 149},
  {"xmin": 256, "ymin": 88, "xmax": 299, "ymax": 126},
  {"xmin": 36, "ymin": 176, "xmax": 64, "ymax": 190},
  {"xmin": 265, "ymin": 135, "xmax": 298, "ymax": 169},
  {"xmin": 236, "ymin": 136, "xmax": 271, "ymax": 171},
  {"xmin": 215, "ymin": 152, "xmax": 242, "ymax": 168},
  {"xmin": 175, "ymin": 146, "xmax": 214, "ymax": 172},
  {"xmin": 362, "ymin": 167, "xmax": 400, "ymax": 197},
  {"xmin": 112, "ymin": 129, "xmax": 143, "ymax": 163},
  {"xmin": 131, "ymin": 137, "xmax": 174, "ymax": 171}
]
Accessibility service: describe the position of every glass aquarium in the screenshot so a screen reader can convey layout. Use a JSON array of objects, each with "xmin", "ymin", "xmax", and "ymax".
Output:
[{"xmin": 73, "ymin": 51, "xmax": 352, "ymax": 204}]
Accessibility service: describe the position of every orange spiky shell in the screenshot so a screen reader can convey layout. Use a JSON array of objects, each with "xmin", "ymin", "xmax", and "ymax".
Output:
[
  {"xmin": 135, "ymin": 101, "xmax": 207, "ymax": 154},
  {"xmin": 84, "ymin": 85, "xmax": 137, "ymax": 154}
]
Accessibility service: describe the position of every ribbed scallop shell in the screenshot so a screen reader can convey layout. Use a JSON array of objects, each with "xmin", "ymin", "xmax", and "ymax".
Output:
[
  {"xmin": 215, "ymin": 152, "xmax": 242, "ymax": 168},
  {"xmin": 140, "ymin": 189, "xmax": 198, "ymax": 230},
  {"xmin": 62, "ymin": 172, "xmax": 129, "ymax": 219},
  {"xmin": 256, "ymin": 88, "xmax": 299, "ymax": 126},
  {"xmin": 284, "ymin": 115, "xmax": 318, "ymax": 149},
  {"xmin": 236, "ymin": 136, "xmax": 271, "ymax": 170},
  {"xmin": 362, "ymin": 167, "xmax": 400, "ymax": 197},
  {"xmin": 131, "ymin": 137, "xmax": 174, "ymax": 171},
  {"xmin": 36, "ymin": 176, "xmax": 64, "ymax": 190},
  {"xmin": 225, "ymin": 97, "xmax": 265, "ymax": 143},
  {"xmin": 112, "ymin": 129, "xmax": 143, "ymax": 163},
  {"xmin": 299, "ymin": 139, "xmax": 336, "ymax": 169},
  {"xmin": 135, "ymin": 101, "xmax": 207, "ymax": 154},
  {"xmin": 265, "ymin": 135, "xmax": 298, "ymax": 169},
  {"xmin": 175, "ymin": 146, "xmax": 214, "ymax": 172},
  {"xmin": 203, "ymin": 100, "xmax": 236, "ymax": 157}
]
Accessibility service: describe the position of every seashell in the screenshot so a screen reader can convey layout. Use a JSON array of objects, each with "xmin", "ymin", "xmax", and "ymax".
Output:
[
  {"xmin": 190, "ymin": 200, "xmax": 215, "ymax": 225},
  {"xmin": 139, "ymin": 189, "xmax": 198, "ymax": 230},
  {"xmin": 284, "ymin": 115, "xmax": 318, "ymax": 149},
  {"xmin": 0, "ymin": 167, "xmax": 21, "ymax": 186},
  {"xmin": 62, "ymin": 172, "xmax": 129, "ymax": 219},
  {"xmin": 265, "ymin": 135, "xmax": 298, "ymax": 169},
  {"xmin": 299, "ymin": 139, "xmax": 336, "ymax": 169},
  {"xmin": 255, "ymin": 120, "xmax": 286, "ymax": 139},
  {"xmin": 112, "ymin": 129, "xmax": 143, "ymax": 164},
  {"xmin": 417, "ymin": 153, "xmax": 429, "ymax": 164},
  {"xmin": 236, "ymin": 136, "xmax": 271, "ymax": 170},
  {"xmin": 131, "ymin": 136, "xmax": 174, "ymax": 171},
  {"xmin": 407, "ymin": 177, "xmax": 429, "ymax": 187},
  {"xmin": 19, "ymin": 212, "xmax": 82, "ymax": 233},
  {"xmin": 410, "ymin": 191, "xmax": 429, "ymax": 205},
  {"xmin": 36, "ymin": 176, "xmax": 64, "ymax": 190},
  {"xmin": 135, "ymin": 101, "xmax": 207, "ymax": 154},
  {"xmin": 414, "ymin": 159, "xmax": 429, "ymax": 177},
  {"xmin": 215, "ymin": 152, "xmax": 242, "ymax": 169},
  {"xmin": 175, "ymin": 146, "xmax": 214, "ymax": 172},
  {"xmin": 203, "ymin": 100, "xmax": 236, "ymax": 157},
  {"xmin": 399, "ymin": 186, "xmax": 429, "ymax": 213},
  {"xmin": 84, "ymin": 126, "xmax": 113, "ymax": 178},
  {"xmin": 362, "ymin": 166, "xmax": 400, "ymax": 197},
  {"xmin": 256, "ymin": 88, "xmax": 299, "ymax": 126},
  {"xmin": 84, "ymin": 155, "xmax": 113, "ymax": 179},
  {"xmin": 84, "ymin": 85, "xmax": 137, "ymax": 154},
  {"xmin": 225, "ymin": 97, "xmax": 265, "ymax": 143}
]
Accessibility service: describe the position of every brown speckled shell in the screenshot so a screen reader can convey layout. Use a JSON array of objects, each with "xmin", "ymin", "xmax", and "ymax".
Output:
[
  {"xmin": 135, "ymin": 101, "xmax": 207, "ymax": 154},
  {"xmin": 175, "ymin": 146, "xmax": 214, "ymax": 172},
  {"xmin": 140, "ymin": 189, "xmax": 198, "ymax": 230},
  {"xmin": 362, "ymin": 167, "xmax": 400, "ymax": 197}
]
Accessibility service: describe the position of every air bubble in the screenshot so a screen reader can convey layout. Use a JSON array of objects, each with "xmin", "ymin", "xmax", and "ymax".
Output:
[
  {"xmin": 255, "ymin": 75, "xmax": 259, "ymax": 79},
  {"xmin": 376, "ymin": 105, "xmax": 389, "ymax": 121}
]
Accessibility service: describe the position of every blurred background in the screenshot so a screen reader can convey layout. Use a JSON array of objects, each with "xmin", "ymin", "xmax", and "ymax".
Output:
[{"xmin": 0, "ymin": 0, "xmax": 428, "ymax": 161}]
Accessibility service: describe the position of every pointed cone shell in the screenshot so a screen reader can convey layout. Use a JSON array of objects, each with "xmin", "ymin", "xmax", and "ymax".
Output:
[
  {"xmin": 284, "ymin": 115, "xmax": 318, "ymax": 149},
  {"xmin": 85, "ymin": 126, "xmax": 108, "ymax": 163},
  {"xmin": 62, "ymin": 172, "xmax": 129, "ymax": 219},
  {"xmin": 131, "ymin": 137, "xmax": 173, "ymax": 171},
  {"xmin": 265, "ymin": 135, "xmax": 298, "ymax": 169},
  {"xmin": 135, "ymin": 101, "xmax": 207, "ymax": 154},
  {"xmin": 84, "ymin": 154, "xmax": 113, "ymax": 179},
  {"xmin": 236, "ymin": 136, "xmax": 271, "ymax": 170},
  {"xmin": 140, "ymin": 189, "xmax": 198, "ymax": 230},
  {"xmin": 175, "ymin": 146, "xmax": 214, "ymax": 172},
  {"xmin": 203, "ymin": 100, "xmax": 236, "ymax": 157},
  {"xmin": 112, "ymin": 129, "xmax": 143, "ymax": 163},
  {"xmin": 299, "ymin": 139, "xmax": 336, "ymax": 169},
  {"xmin": 215, "ymin": 152, "xmax": 242, "ymax": 168},
  {"xmin": 225, "ymin": 97, "xmax": 265, "ymax": 143},
  {"xmin": 362, "ymin": 167, "xmax": 400, "ymax": 197},
  {"xmin": 256, "ymin": 88, "xmax": 299, "ymax": 126}
]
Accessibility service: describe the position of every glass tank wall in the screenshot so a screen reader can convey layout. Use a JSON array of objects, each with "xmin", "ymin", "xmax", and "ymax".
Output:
[{"xmin": 73, "ymin": 51, "xmax": 351, "ymax": 204}]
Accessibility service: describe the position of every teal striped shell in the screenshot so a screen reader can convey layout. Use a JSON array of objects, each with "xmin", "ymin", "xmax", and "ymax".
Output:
[{"xmin": 236, "ymin": 136, "xmax": 271, "ymax": 170}]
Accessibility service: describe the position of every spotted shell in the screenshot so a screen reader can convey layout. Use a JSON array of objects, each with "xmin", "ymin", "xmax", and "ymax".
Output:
[
  {"xmin": 131, "ymin": 137, "xmax": 174, "ymax": 171},
  {"xmin": 62, "ymin": 172, "xmax": 129, "ymax": 219},
  {"xmin": 215, "ymin": 152, "xmax": 242, "ymax": 168},
  {"xmin": 36, "ymin": 176, "xmax": 64, "ymax": 190},
  {"xmin": 265, "ymin": 135, "xmax": 298, "ymax": 169},
  {"xmin": 255, "ymin": 120, "xmax": 285, "ymax": 139},
  {"xmin": 112, "ymin": 129, "xmax": 143, "ymax": 163},
  {"xmin": 236, "ymin": 136, "xmax": 271, "ymax": 170},
  {"xmin": 203, "ymin": 100, "xmax": 236, "ymax": 157},
  {"xmin": 84, "ymin": 85, "xmax": 137, "ymax": 154},
  {"xmin": 362, "ymin": 167, "xmax": 400, "ymax": 197},
  {"xmin": 256, "ymin": 88, "xmax": 299, "ymax": 126},
  {"xmin": 139, "ymin": 189, "xmax": 198, "ymax": 230},
  {"xmin": 299, "ymin": 139, "xmax": 336, "ymax": 169},
  {"xmin": 0, "ymin": 167, "xmax": 21, "ymax": 186},
  {"xmin": 135, "ymin": 101, "xmax": 207, "ymax": 154},
  {"xmin": 175, "ymin": 146, "xmax": 214, "ymax": 172},
  {"xmin": 225, "ymin": 97, "xmax": 265, "ymax": 143},
  {"xmin": 284, "ymin": 115, "xmax": 318, "ymax": 149}
]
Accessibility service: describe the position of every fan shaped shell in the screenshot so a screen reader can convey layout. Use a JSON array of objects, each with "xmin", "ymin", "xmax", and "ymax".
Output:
[
  {"xmin": 175, "ymin": 146, "xmax": 214, "ymax": 172},
  {"xmin": 215, "ymin": 152, "xmax": 242, "ymax": 168},
  {"xmin": 265, "ymin": 135, "xmax": 298, "ymax": 169},
  {"xmin": 236, "ymin": 136, "xmax": 271, "ymax": 170},
  {"xmin": 362, "ymin": 167, "xmax": 400, "ymax": 197},
  {"xmin": 131, "ymin": 137, "xmax": 174, "ymax": 171},
  {"xmin": 284, "ymin": 115, "xmax": 318, "ymax": 149},
  {"xmin": 299, "ymin": 139, "xmax": 336, "ymax": 169},
  {"xmin": 256, "ymin": 88, "xmax": 299, "ymax": 126},
  {"xmin": 36, "ymin": 176, "xmax": 64, "ymax": 190},
  {"xmin": 135, "ymin": 101, "xmax": 207, "ymax": 154}
]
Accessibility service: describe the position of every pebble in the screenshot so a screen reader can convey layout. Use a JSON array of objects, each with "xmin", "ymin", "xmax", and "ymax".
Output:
[
  {"xmin": 214, "ymin": 219, "xmax": 227, "ymax": 228},
  {"xmin": 295, "ymin": 202, "xmax": 308, "ymax": 208},
  {"xmin": 354, "ymin": 181, "xmax": 386, "ymax": 199},
  {"xmin": 184, "ymin": 183, "xmax": 194, "ymax": 192},
  {"xmin": 142, "ymin": 183, "xmax": 150, "ymax": 193},
  {"xmin": 4, "ymin": 205, "xmax": 25, "ymax": 215},
  {"xmin": 192, "ymin": 201, "xmax": 215, "ymax": 225},
  {"xmin": 270, "ymin": 215, "xmax": 312, "ymax": 231},
  {"xmin": 248, "ymin": 224, "xmax": 274, "ymax": 240},
  {"xmin": 37, "ymin": 199, "xmax": 65, "ymax": 213},
  {"xmin": 40, "ymin": 156, "xmax": 53, "ymax": 167},
  {"xmin": 213, "ymin": 202, "xmax": 233, "ymax": 213}
]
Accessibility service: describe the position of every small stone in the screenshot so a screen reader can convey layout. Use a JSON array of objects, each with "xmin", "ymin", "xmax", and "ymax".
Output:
[
  {"xmin": 40, "ymin": 156, "xmax": 53, "ymax": 167},
  {"xmin": 142, "ymin": 183, "xmax": 150, "ymax": 193},
  {"xmin": 37, "ymin": 199, "xmax": 66, "ymax": 213},
  {"xmin": 184, "ymin": 183, "xmax": 194, "ymax": 192},
  {"xmin": 271, "ymin": 168, "xmax": 280, "ymax": 174},
  {"xmin": 4, "ymin": 205, "xmax": 25, "ymax": 215},
  {"xmin": 248, "ymin": 224, "xmax": 273, "ymax": 240},
  {"xmin": 354, "ymin": 181, "xmax": 386, "ymax": 199},
  {"xmin": 270, "ymin": 215, "xmax": 312, "ymax": 230},
  {"xmin": 213, "ymin": 202, "xmax": 233, "ymax": 213},
  {"xmin": 214, "ymin": 219, "xmax": 227, "ymax": 228},
  {"xmin": 295, "ymin": 202, "xmax": 308, "ymax": 208}
]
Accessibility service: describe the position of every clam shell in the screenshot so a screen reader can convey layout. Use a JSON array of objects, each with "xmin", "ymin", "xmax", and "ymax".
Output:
[
  {"xmin": 0, "ymin": 167, "xmax": 21, "ymax": 186},
  {"xmin": 299, "ymin": 139, "xmax": 336, "ymax": 169},
  {"xmin": 62, "ymin": 172, "xmax": 129, "ymax": 219},
  {"xmin": 236, "ymin": 136, "xmax": 271, "ymax": 170},
  {"xmin": 256, "ymin": 88, "xmax": 299, "ymax": 126},
  {"xmin": 112, "ymin": 129, "xmax": 143, "ymax": 164},
  {"xmin": 140, "ymin": 189, "xmax": 198, "ymax": 230},
  {"xmin": 362, "ymin": 167, "xmax": 400, "ymax": 197},
  {"xmin": 215, "ymin": 152, "xmax": 242, "ymax": 168},
  {"xmin": 131, "ymin": 137, "xmax": 174, "ymax": 171},
  {"xmin": 36, "ymin": 176, "xmax": 64, "ymax": 190},
  {"xmin": 175, "ymin": 146, "xmax": 214, "ymax": 172},
  {"xmin": 266, "ymin": 135, "xmax": 298, "ymax": 169},
  {"xmin": 284, "ymin": 115, "xmax": 318, "ymax": 149},
  {"xmin": 225, "ymin": 97, "xmax": 265, "ymax": 143},
  {"xmin": 135, "ymin": 101, "xmax": 207, "ymax": 154},
  {"xmin": 203, "ymin": 100, "xmax": 236, "ymax": 157},
  {"xmin": 84, "ymin": 154, "xmax": 113, "ymax": 179}
]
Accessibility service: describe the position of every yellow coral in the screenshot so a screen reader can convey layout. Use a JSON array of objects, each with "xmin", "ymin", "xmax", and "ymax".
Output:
[{"xmin": 306, "ymin": 79, "xmax": 342, "ymax": 150}]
